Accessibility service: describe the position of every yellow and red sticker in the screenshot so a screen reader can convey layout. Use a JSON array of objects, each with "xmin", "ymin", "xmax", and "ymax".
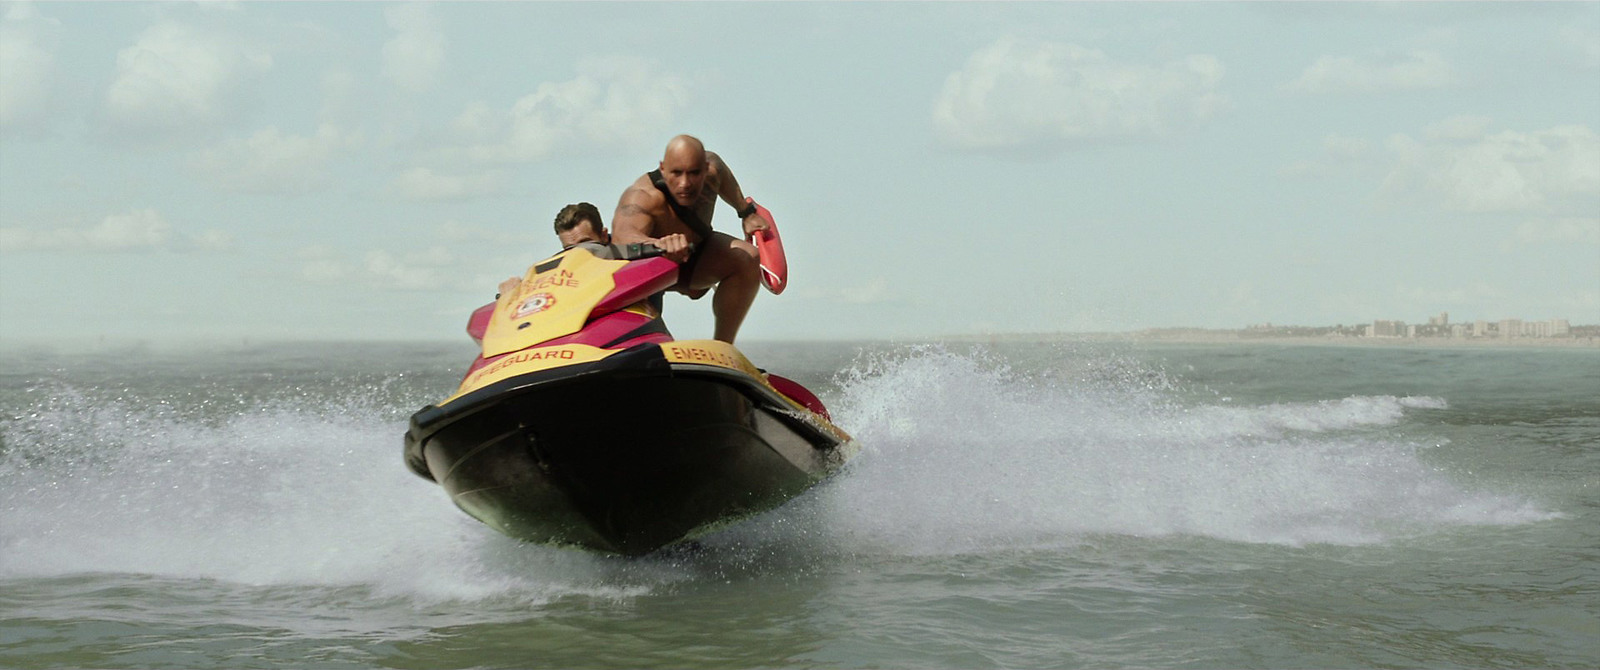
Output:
[
  {"xmin": 481, "ymin": 249, "xmax": 623, "ymax": 358},
  {"xmin": 662, "ymin": 339, "xmax": 824, "ymax": 416},
  {"xmin": 662, "ymin": 340, "xmax": 763, "ymax": 377},
  {"xmin": 447, "ymin": 344, "xmax": 612, "ymax": 402},
  {"xmin": 447, "ymin": 338, "xmax": 851, "ymax": 443},
  {"xmin": 513, "ymin": 292, "xmax": 556, "ymax": 318},
  {"xmin": 665, "ymin": 340, "xmax": 852, "ymax": 440}
]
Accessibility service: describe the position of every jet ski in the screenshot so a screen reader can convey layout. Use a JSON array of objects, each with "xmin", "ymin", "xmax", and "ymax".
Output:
[{"xmin": 403, "ymin": 243, "xmax": 856, "ymax": 555}]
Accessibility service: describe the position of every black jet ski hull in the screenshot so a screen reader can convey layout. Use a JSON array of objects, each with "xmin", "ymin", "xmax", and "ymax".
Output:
[{"xmin": 404, "ymin": 344, "xmax": 851, "ymax": 555}]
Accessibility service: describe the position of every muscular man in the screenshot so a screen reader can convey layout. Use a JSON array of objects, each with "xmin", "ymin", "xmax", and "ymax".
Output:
[{"xmin": 610, "ymin": 135, "xmax": 769, "ymax": 344}]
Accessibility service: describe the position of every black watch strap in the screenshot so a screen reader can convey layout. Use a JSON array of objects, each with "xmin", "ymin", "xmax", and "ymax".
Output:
[{"xmin": 738, "ymin": 201, "xmax": 758, "ymax": 219}]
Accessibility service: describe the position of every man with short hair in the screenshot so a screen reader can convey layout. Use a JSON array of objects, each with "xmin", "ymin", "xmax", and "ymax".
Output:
[
  {"xmin": 552, "ymin": 202, "xmax": 610, "ymax": 249},
  {"xmin": 610, "ymin": 135, "xmax": 769, "ymax": 344},
  {"xmin": 499, "ymin": 202, "xmax": 687, "ymax": 296}
]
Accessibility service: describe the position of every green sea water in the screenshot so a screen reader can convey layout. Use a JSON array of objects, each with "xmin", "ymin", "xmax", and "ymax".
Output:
[{"xmin": 2, "ymin": 340, "xmax": 1596, "ymax": 668}]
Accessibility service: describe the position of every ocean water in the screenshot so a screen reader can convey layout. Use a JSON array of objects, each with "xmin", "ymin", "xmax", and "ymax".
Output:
[{"xmin": 1, "ymin": 340, "xmax": 1596, "ymax": 668}]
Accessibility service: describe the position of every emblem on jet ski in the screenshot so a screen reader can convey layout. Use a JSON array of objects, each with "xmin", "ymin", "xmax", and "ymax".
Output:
[{"xmin": 514, "ymin": 292, "xmax": 556, "ymax": 318}]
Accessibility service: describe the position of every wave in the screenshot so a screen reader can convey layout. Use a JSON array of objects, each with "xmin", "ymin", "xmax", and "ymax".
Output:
[
  {"xmin": 0, "ymin": 346, "xmax": 1557, "ymax": 596},
  {"xmin": 763, "ymin": 345, "xmax": 1553, "ymax": 554},
  {"xmin": 0, "ymin": 384, "xmax": 683, "ymax": 606}
]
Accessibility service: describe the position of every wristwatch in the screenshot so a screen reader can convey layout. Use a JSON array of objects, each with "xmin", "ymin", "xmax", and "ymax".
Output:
[{"xmin": 738, "ymin": 201, "xmax": 758, "ymax": 219}]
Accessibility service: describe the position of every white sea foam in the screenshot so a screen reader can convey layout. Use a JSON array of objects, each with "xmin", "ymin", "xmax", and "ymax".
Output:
[
  {"xmin": 0, "ymin": 387, "xmax": 675, "ymax": 608},
  {"xmin": 778, "ymin": 346, "xmax": 1553, "ymax": 554},
  {"xmin": 0, "ymin": 347, "xmax": 1557, "ymax": 597}
]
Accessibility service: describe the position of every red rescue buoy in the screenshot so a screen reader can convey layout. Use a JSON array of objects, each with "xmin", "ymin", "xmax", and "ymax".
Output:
[{"xmin": 747, "ymin": 198, "xmax": 787, "ymax": 295}]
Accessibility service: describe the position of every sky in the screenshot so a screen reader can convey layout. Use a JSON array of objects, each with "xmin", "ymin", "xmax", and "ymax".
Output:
[{"xmin": 1, "ymin": 1, "xmax": 1597, "ymax": 345}]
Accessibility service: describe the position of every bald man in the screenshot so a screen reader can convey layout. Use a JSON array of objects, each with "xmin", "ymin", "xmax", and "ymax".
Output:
[{"xmin": 610, "ymin": 135, "xmax": 770, "ymax": 344}]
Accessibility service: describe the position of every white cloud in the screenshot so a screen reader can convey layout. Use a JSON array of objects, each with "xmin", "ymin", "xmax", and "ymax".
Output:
[
  {"xmin": 194, "ymin": 1, "xmax": 243, "ymax": 14},
  {"xmin": 449, "ymin": 100, "xmax": 499, "ymax": 139},
  {"xmin": 1514, "ymin": 217, "xmax": 1600, "ymax": 246},
  {"xmin": 1, "ymin": 209, "xmax": 169, "ymax": 251},
  {"xmin": 391, "ymin": 167, "xmax": 508, "ymax": 201},
  {"xmin": 296, "ymin": 245, "xmax": 466, "ymax": 292},
  {"xmin": 189, "ymin": 229, "xmax": 234, "ymax": 252},
  {"xmin": 295, "ymin": 245, "xmax": 348, "ymax": 283},
  {"xmin": 103, "ymin": 19, "xmax": 272, "ymax": 131},
  {"xmin": 89, "ymin": 209, "xmax": 171, "ymax": 248},
  {"xmin": 0, "ymin": 0, "xmax": 60, "ymax": 130},
  {"xmin": 1379, "ymin": 123, "xmax": 1600, "ymax": 214},
  {"xmin": 932, "ymin": 37, "xmax": 1228, "ymax": 152},
  {"xmin": 3, "ymin": 209, "xmax": 144, "ymax": 251},
  {"xmin": 298, "ymin": 259, "xmax": 347, "ymax": 283},
  {"xmin": 0, "ymin": 209, "xmax": 233, "ymax": 253},
  {"xmin": 1286, "ymin": 49, "xmax": 1457, "ymax": 94},
  {"xmin": 382, "ymin": 3, "xmax": 445, "ymax": 94},
  {"xmin": 442, "ymin": 56, "xmax": 690, "ymax": 164},
  {"xmin": 1283, "ymin": 134, "xmax": 1378, "ymax": 177},
  {"xmin": 364, "ymin": 250, "xmax": 432, "ymax": 290},
  {"xmin": 439, "ymin": 219, "xmax": 540, "ymax": 246},
  {"xmin": 190, "ymin": 123, "xmax": 363, "ymax": 194},
  {"xmin": 1422, "ymin": 115, "xmax": 1492, "ymax": 141},
  {"xmin": 366, "ymin": 248, "xmax": 456, "ymax": 290}
]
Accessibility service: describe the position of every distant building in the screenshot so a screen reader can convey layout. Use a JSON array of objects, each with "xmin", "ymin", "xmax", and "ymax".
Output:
[
  {"xmin": 1372, "ymin": 320, "xmax": 1405, "ymax": 337},
  {"xmin": 1241, "ymin": 313, "xmax": 1582, "ymax": 341}
]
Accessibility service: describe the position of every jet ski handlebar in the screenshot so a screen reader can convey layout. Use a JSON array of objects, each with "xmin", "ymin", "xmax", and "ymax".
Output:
[{"xmin": 620, "ymin": 242, "xmax": 696, "ymax": 261}]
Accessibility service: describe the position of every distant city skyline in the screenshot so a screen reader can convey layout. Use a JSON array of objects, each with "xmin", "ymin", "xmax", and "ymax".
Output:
[
  {"xmin": 1238, "ymin": 310, "xmax": 1591, "ymax": 341},
  {"xmin": 1251, "ymin": 311, "xmax": 1586, "ymax": 329}
]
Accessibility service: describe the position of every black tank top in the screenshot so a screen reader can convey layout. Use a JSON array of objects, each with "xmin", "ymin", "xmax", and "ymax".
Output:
[{"xmin": 646, "ymin": 169, "xmax": 712, "ymax": 297}]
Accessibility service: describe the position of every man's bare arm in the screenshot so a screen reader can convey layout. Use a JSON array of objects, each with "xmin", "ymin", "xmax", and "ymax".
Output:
[
  {"xmin": 610, "ymin": 187, "xmax": 658, "ymax": 245},
  {"xmin": 708, "ymin": 152, "xmax": 748, "ymax": 210},
  {"xmin": 611, "ymin": 185, "xmax": 689, "ymax": 263},
  {"xmin": 708, "ymin": 152, "xmax": 767, "ymax": 237}
]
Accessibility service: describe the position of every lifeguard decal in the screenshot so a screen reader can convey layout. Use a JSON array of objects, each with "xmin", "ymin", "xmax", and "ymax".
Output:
[
  {"xmin": 482, "ymin": 248, "xmax": 624, "ymax": 357},
  {"xmin": 664, "ymin": 340, "xmax": 847, "ymax": 436},
  {"xmin": 448, "ymin": 344, "xmax": 611, "ymax": 402},
  {"xmin": 514, "ymin": 292, "xmax": 556, "ymax": 318},
  {"xmin": 663, "ymin": 340, "xmax": 764, "ymax": 378}
]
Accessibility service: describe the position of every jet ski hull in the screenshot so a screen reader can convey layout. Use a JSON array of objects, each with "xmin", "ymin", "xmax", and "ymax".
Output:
[{"xmin": 405, "ymin": 343, "xmax": 852, "ymax": 555}]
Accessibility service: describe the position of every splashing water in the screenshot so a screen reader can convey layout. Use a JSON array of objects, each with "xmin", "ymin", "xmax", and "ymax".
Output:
[
  {"xmin": 0, "ymin": 345, "xmax": 1555, "ymax": 595},
  {"xmin": 775, "ymin": 345, "xmax": 1554, "ymax": 554},
  {"xmin": 0, "ymin": 381, "xmax": 683, "ymax": 610}
]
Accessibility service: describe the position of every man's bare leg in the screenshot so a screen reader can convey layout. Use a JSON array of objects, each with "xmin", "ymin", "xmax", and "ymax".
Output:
[
  {"xmin": 690, "ymin": 233, "xmax": 762, "ymax": 344},
  {"xmin": 711, "ymin": 260, "xmax": 760, "ymax": 343}
]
